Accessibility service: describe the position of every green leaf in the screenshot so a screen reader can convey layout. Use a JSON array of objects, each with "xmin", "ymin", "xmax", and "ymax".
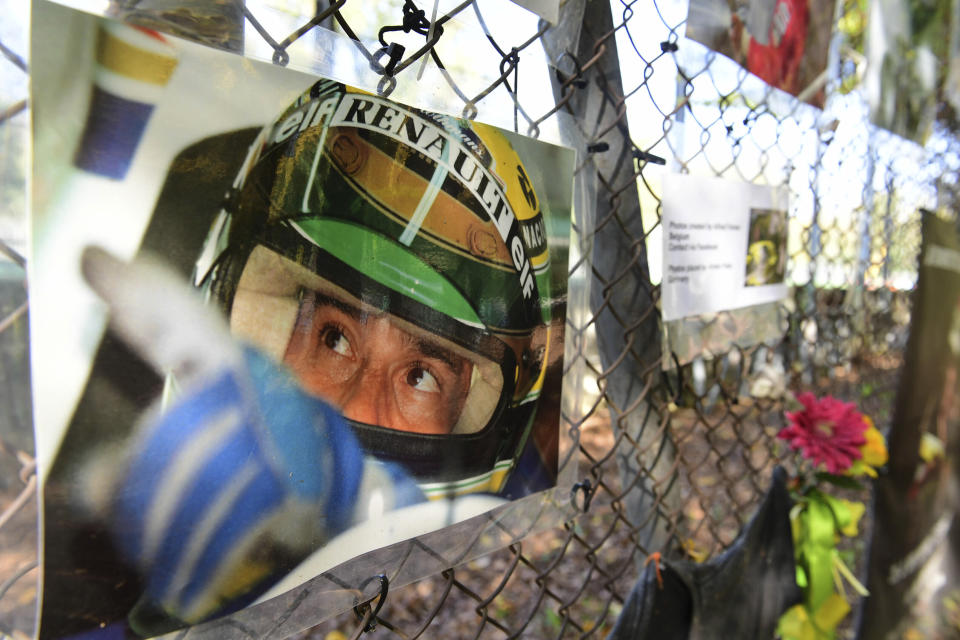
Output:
[
  {"xmin": 819, "ymin": 494, "xmax": 866, "ymax": 537},
  {"xmin": 805, "ymin": 547, "xmax": 835, "ymax": 610},
  {"xmin": 814, "ymin": 473, "xmax": 865, "ymax": 491},
  {"xmin": 802, "ymin": 499, "xmax": 839, "ymax": 609},
  {"xmin": 838, "ymin": 500, "xmax": 865, "ymax": 537},
  {"xmin": 833, "ymin": 550, "xmax": 870, "ymax": 596},
  {"xmin": 804, "ymin": 496, "xmax": 838, "ymax": 547}
]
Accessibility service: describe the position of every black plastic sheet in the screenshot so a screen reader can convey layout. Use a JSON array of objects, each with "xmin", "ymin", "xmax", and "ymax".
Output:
[{"xmin": 607, "ymin": 467, "xmax": 801, "ymax": 639}]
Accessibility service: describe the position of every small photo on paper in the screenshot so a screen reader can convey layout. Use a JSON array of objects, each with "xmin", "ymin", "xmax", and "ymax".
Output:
[{"xmin": 744, "ymin": 208, "xmax": 787, "ymax": 287}]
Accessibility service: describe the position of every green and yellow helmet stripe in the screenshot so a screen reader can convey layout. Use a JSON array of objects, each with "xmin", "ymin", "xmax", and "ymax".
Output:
[
  {"xmin": 291, "ymin": 218, "xmax": 484, "ymax": 329},
  {"xmin": 418, "ymin": 460, "xmax": 514, "ymax": 498}
]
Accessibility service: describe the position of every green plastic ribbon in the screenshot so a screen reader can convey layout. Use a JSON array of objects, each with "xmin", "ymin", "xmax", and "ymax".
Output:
[{"xmin": 801, "ymin": 495, "xmax": 838, "ymax": 611}]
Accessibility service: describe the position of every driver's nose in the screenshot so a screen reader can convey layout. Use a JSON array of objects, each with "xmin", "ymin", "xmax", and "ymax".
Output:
[
  {"xmin": 336, "ymin": 316, "xmax": 399, "ymax": 427},
  {"xmin": 338, "ymin": 369, "xmax": 387, "ymax": 426}
]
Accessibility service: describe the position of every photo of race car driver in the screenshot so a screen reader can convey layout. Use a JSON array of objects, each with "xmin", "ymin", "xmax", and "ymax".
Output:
[{"xmin": 197, "ymin": 79, "xmax": 559, "ymax": 497}]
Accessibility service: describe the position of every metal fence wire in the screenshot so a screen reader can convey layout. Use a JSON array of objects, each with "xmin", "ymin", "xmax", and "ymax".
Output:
[{"xmin": 2, "ymin": 0, "xmax": 959, "ymax": 637}]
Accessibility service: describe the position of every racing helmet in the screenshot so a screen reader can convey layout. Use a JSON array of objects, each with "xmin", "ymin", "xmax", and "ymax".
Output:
[{"xmin": 194, "ymin": 80, "xmax": 554, "ymax": 497}]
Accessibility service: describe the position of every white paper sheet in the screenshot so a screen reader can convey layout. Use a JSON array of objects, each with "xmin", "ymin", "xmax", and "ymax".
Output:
[{"xmin": 661, "ymin": 173, "xmax": 789, "ymax": 321}]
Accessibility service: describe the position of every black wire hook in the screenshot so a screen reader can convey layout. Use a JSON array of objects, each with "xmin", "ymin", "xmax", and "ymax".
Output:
[
  {"xmin": 353, "ymin": 574, "xmax": 389, "ymax": 633},
  {"xmin": 554, "ymin": 51, "xmax": 587, "ymax": 93},
  {"xmin": 373, "ymin": 0, "xmax": 444, "ymax": 77},
  {"xmin": 378, "ymin": 0, "xmax": 433, "ymax": 45}
]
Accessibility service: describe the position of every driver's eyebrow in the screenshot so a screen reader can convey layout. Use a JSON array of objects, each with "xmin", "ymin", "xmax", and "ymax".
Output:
[
  {"xmin": 307, "ymin": 290, "xmax": 366, "ymax": 323},
  {"xmin": 405, "ymin": 333, "xmax": 466, "ymax": 372}
]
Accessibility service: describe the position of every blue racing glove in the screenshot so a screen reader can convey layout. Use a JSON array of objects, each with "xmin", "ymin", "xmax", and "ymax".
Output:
[{"xmin": 79, "ymin": 247, "xmax": 424, "ymax": 632}]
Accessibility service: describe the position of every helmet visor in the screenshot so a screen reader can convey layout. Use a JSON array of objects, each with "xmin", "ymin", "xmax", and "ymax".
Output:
[{"xmin": 230, "ymin": 245, "xmax": 505, "ymax": 436}]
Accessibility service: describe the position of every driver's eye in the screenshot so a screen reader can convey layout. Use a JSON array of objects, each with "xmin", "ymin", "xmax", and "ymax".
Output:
[
  {"xmin": 405, "ymin": 364, "xmax": 439, "ymax": 393},
  {"xmin": 321, "ymin": 324, "xmax": 352, "ymax": 357}
]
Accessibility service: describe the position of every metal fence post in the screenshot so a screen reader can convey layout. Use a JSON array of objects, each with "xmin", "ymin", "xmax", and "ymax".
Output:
[{"xmin": 542, "ymin": 0, "xmax": 676, "ymax": 559}]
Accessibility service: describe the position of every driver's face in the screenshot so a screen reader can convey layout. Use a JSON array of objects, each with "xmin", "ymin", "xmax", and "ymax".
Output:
[{"xmin": 283, "ymin": 291, "xmax": 473, "ymax": 435}]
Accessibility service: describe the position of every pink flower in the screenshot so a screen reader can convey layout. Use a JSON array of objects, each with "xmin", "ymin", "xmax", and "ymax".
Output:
[{"xmin": 778, "ymin": 393, "xmax": 868, "ymax": 473}]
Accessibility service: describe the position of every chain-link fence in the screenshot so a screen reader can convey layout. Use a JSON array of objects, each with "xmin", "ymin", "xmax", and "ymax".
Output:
[
  {"xmin": 3, "ymin": 0, "xmax": 958, "ymax": 637},
  {"xmin": 0, "ymin": 1, "xmax": 35, "ymax": 638}
]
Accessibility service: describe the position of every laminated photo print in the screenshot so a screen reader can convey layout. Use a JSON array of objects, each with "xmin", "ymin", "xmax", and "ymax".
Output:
[
  {"xmin": 31, "ymin": 2, "xmax": 574, "ymax": 637},
  {"xmin": 684, "ymin": 0, "xmax": 836, "ymax": 107}
]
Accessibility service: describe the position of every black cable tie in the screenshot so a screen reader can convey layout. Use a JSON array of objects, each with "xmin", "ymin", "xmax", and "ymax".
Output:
[
  {"xmin": 632, "ymin": 148, "xmax": 666, "ymax": 165},
  {"xmin": 571, "ymin": 479, "xmax": 595, "ymax": 512},
  {"xmin": 555, "ymin": 68, "xmax": 587, "ymax": 89},
  {"xmin": 587, "ymin": 142, "xmax": 609, "ymax": 153},
  {"xmin": 660, "ymin": 40, "xmax": 679, "ymax": 53},
  {"xmin": 372, "ymin": 42, "xmax": 405, "ymax": 76},
  {"xmin": 554, "ymin": 51, "xmax": 588, "ymax": 90},
  {"xmin": 353, "ymin": 574, "xmax": 389, "ymax": 633}
]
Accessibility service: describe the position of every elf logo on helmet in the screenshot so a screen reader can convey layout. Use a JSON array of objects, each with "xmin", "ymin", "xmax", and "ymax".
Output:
[
  {"xmin": 268, "ymin": 91, "xmax": 538, "ymax": 301},
  {"xmin": 270, "ymin": 96, "xmax": 339, "ymax": 145}
]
